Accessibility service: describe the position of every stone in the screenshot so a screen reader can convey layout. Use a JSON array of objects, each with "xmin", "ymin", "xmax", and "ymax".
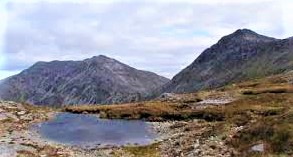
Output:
[
  {"xmin": 0, "ymin": 114, "xmax": 8, "ymax": 121},
  {"xmin": 6, "ymin": 113, "xmax": 18, "ymax": 121},
  {"xmin": 193, "ymin": 139, "xmax": 200, "ymax": 149},
  {"xmin": 251, "ymin": 143, "xmax": 264, "ymax": 152},
  {"xmin": 19, "ymin": 115, "xmax": 33, "ymax": 121},
  {"xmin": 17, "ymin": 111, "xmax": 26, "ymax": 116}
]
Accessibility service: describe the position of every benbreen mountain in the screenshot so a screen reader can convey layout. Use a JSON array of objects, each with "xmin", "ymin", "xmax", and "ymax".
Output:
[
  {"xmin": 158, "ymin": 29, "xmax": 293, "ymax": 94},
  {"xmin": 0, "ymin": 55, "xmax": 169, "ymax": 106}
]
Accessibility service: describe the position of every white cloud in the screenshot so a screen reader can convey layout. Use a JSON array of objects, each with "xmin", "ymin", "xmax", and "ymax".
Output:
[
  {"xmin": 0, "ymin": 0, "xmax": 291, "ymax": 79},
  {"xmin": 282, "ymin": 0, "xmax": 293, "ymax": 38},
  {"xmin": 0, "ymin": 1, "xmax": 8, "ymax": 69}
]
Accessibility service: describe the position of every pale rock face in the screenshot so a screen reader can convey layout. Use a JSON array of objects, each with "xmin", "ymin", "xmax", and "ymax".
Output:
[
  {"xmin": 156, "ymin": 29, "xmax": 293, "ymax": 95},
  {"xmin": 0, "ymin": 55, "xmax": 169, "ymax": 106}
]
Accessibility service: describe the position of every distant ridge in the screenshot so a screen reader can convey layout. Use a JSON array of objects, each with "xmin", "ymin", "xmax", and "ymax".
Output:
[{"xmin": 0, "ymin": 55, "xmax": 169, "ymax": 106}]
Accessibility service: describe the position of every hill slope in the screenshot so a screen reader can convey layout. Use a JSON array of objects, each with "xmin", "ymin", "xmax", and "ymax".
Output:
[
  {"xmin": 160, "ymin": 29, "xmax": 293, "ymax": 94},
  {"xmin": 0, "ymin": 55, "xmax": 169, "ymax": 106}
]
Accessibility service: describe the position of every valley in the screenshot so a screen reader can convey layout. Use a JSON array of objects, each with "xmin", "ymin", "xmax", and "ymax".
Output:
[{"xmin": 1, "ymin": 29, "xmax": 293, "ymax": 157}]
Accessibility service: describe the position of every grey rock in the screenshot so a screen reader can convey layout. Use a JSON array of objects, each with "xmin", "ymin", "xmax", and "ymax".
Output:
[
  {"xmin": 16, "ymin": 111, "xmax": 26, "ymax": 116},
  {"xmin": 0, "ymin": 55, "xmax": 169, "ymax": 106},
  {"xmin": 0, "ymin": 113, "xmax": 8, "ymax": 121},
  {"xmin": 251, "ymin": 143, "xmax": 264, "ymax": 152}
]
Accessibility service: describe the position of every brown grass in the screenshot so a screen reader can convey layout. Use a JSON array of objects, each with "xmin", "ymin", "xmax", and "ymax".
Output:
[
  {"xmin": 224, "ymin": 92, "xmax": 293, "ymax": 155},
  {"xmin": 16, "ymin": 150, "xmax": 38, "ymax": 157},
  {"xmin": 242, "ymin": 86, "xmax": 293, "ymax": 95},
  {"xmin": 64, "ymin": 101, "xmax": 226, "ymax": 122}
]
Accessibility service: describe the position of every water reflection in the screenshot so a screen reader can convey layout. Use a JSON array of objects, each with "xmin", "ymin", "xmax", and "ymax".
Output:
[{"xmin": 35, "ymin": 112, "xmax": 155, "ymax": 148}]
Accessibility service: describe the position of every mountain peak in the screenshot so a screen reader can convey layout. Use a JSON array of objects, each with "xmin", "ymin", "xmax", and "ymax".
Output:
[
  {"xmin": 233, "ymin": 28, "xmax": 257, "ymax": 36},
  {"xmin": 218, "ymin": 28, "xmax": 276, "ymax": 45},
  {"xmin": 84, "ymin": 55, "xmax": 119, "ymax": 65},
  {"xmin": 90, "ymin": 55, "xmax": 114, "ymax": 61}
]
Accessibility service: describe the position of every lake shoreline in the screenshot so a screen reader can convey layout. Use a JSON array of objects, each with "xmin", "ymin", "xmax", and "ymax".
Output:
[
  {"xmin": 0, "ymin": 100, "xmax": 236, "ymax": 157},
  {"xmin": 32, "ymin": 112, "xmax": 161, "ymax": 149},
  {"xmin": 0, "ymin": 103, "xmax": 175, "ymax": 156}
]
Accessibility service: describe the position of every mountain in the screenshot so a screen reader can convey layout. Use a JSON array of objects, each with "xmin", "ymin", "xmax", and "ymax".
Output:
[
  {"xmin": 0, "ymin": 55, "xmax": 169, "ymax": 106},
  {"xmin": 159, "ymin": 29, "xmax": 293, "ymax": 94}
]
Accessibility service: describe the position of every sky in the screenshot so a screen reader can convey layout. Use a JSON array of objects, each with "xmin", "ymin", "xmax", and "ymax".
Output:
[{"xmin": 0, "ymin": 0, "xmax": 293, "ymax": 80}]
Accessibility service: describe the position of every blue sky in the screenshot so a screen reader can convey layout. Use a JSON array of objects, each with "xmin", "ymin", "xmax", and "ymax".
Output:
[{"xmin": 1, "ymin": 0, "xmax": 293, "ymax": 80}]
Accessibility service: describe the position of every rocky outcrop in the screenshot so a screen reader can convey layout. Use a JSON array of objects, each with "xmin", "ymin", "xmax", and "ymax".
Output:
[{"xmin": 0, "ymin": 55, "xmax": 169, "ymax": 106}]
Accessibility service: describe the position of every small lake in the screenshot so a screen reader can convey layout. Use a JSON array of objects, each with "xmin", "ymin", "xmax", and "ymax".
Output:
[{"xmin": 34, "ymin": 113, "xmax": 156, "ymax": 148}]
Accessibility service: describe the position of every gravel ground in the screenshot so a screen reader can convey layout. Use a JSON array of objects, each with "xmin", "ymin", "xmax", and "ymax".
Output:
[{"xmin": 0, "ymin": 144, "xmax": 17, "ymax": 157}]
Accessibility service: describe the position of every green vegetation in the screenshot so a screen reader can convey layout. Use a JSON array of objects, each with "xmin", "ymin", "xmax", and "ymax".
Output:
[{"xmin": 119, "ymin": 143, "xmax": 160, "ymax": 157}]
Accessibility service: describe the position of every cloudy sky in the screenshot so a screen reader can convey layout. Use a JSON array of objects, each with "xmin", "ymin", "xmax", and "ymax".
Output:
[{"xmin": 0, "ymin": 0, "xmax": 292, "ymax": 79}]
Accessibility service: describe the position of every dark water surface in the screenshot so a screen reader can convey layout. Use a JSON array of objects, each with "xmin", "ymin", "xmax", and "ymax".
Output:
[{"xmin": 34, "ymin": 113, "xmax": 156, "ymax": 147}]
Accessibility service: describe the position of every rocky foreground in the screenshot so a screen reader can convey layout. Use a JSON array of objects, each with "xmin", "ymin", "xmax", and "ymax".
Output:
[{"xmin": 0, "ymin": 100, "xmax": 237, "ymax": 157}]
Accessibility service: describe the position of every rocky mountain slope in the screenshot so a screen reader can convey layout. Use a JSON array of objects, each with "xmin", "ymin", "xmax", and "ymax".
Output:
[
  {"xmin": 0, "ymin": 55, "xmax": 169, "ymax": 106},
  {"xmin": 159, "ymin": 29, "xmax": 293, "ymax": 94}
]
